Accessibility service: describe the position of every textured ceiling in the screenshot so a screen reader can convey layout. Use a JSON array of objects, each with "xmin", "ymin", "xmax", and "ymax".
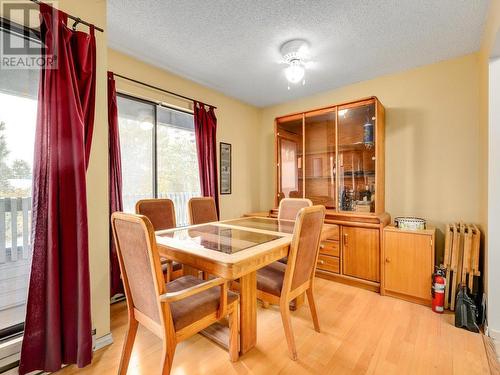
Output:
[{"xmin": 108, "ymin": 0, "xmax": 490, "ymax": 107}]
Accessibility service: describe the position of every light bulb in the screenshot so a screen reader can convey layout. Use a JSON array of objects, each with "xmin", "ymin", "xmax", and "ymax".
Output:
[{"xmin": 285, "ymin": 62, "xmax": 305, "ymax": 84}]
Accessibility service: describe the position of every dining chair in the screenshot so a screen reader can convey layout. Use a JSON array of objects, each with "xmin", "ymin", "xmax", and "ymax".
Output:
[
  {"xmin": 136, "ymin": 199, "xmax": 183, "ymax": 281},
  {"xmin": 278, "ymin": 197, "xmax": 313, "ymax": 221},
  {"xmin": 256, "ymin": 205, "xmax": 326, "ymax": 360},
  {"xmin": 187, "ymin": 197, "xmax": 218, "ymax": 280},
  {"xmin": 188, "ymin": 197, "xmax": 218, "ymax": 225},
  {"xmin": 277, "ymin": 198, "xmax": 312, "ymax": 266},
  {"xmin": 111, "ymin": 212, "xmax": 239, "ymax": 375}
]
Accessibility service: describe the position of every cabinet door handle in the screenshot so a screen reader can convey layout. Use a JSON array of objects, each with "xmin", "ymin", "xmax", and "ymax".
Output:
[
  {"xmin": 343, "ymin": 233, "xmax": 348, "ymax": 246},
  {"xmin": 320, "ymin": 244, "xmax": 325, "ymax": 249},
  {"xmin": 318, "ymin": 260, "xmax": 325, "ymax": 265},
  {"xmin": 385, "ymin": 257, "xmax": 391, "ymax": 263}
]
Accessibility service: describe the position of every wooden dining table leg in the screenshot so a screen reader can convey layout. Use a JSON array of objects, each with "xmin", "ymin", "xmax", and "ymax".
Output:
[
  {"xmin": 182, "ymin": 265, "xmax": 202, "ymax": 278},
  {"xmin": 239, "ymin": 271, "xmax": 257, "ymax": 354},
  {"xmin": 290, "ymin": 293, "xmax": 305, "ymax": 311}
]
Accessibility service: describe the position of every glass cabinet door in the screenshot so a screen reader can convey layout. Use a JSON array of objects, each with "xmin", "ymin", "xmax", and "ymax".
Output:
[
  {"xmin": 304, "ymin": 109, "xmax": 336, "ymax": 207},
  {"xmin": 337, "ymin": 101, "xmax": 376, "ymax": 213},
  {"xmin": 276, "ymin": 116, "xmax": 303, "ymax": 203}
]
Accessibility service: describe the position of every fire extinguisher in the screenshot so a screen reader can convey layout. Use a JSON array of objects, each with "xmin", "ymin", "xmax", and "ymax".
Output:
[{"xmin": 432, "ymin": 267, "xmax": 446, "ymax": 313}]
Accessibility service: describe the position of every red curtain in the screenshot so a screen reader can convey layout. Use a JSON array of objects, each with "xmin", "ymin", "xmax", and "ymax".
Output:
[
  {"xmin": 19, "ymin": 3, "xmax": 95, "ymax": 374},
  {"xmin": 194, "ymin": 102, "xmax": 219, "ymax": 216},
  {"xmin": 108, "ymin": 72, "xmax": 124, "ymax": 297}
]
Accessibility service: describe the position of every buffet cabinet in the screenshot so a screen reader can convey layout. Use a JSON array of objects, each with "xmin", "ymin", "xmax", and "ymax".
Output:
[
  {"xmin": 382, "ymin": 226, "xmax": 435, "ymax": 305},
  {"xmin": 274, "ymin": 97, "xmax": 389, "ymax": 291}
]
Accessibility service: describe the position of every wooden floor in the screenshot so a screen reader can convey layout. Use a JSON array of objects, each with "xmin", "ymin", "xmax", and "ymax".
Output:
[{"xmin": 58, "ymin": 278, "xmax": 490, "ymax": 375}]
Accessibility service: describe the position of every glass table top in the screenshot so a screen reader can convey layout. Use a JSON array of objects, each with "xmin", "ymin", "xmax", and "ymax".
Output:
[
  {"xmin": 157, "ymin": 224, "xmax": 282, "ymax": 254},
  {"xmin": 222, "ymin": 217, "xmax": 295, "ymax": 234}
]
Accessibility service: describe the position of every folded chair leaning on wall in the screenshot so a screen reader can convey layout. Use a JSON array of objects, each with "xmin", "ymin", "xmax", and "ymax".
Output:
[{"xmin": 111, "ymin": 212, "xmax": 239, "ymax": 375}]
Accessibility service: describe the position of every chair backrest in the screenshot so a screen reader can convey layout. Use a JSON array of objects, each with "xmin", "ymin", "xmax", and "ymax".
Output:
[
  {"xmin": 135, "ymin": 199, "xmax": 176, "ymax": 231},
  {"xmin": 111, "ymin": 212, "xmax": 166, "ymax": 325},
  {"xmin": 278, "ymin": 198, "xmax": 313, "ymax": 221},
  {"xmin": 188, "ymin": 197, "xmax": 218, "ymax": 224},
  {"xmin": 283, "ymin": 205, "xmax": 326, "ymax": 293}
]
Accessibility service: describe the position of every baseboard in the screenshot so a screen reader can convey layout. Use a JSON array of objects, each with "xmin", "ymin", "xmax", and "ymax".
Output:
[
  {"xmin": 490, "ymin": 327, "xmax": 500, "ymax": 341},
  {"xmin": 93, "ymin": 333, "xmax": 113, "ymax": 351}
]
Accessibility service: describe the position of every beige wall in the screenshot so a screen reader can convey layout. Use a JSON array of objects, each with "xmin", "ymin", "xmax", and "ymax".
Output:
[
  {"xmin": 58, "ymin": 0, "xmax": 110, "ymax": 340},
  {"xmin": 108, "ymin": 49, "xmax": 262, "ymax": 221},
  {"xmin": 479, "ymin": 0, "xmax": 500, "ymax": 334},
  {"xmin": 260, "ymin": 54, "xmax": 481, "ymax": 253}
]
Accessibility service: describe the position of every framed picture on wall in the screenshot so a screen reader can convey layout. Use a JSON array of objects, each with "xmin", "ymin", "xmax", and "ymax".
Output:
[{"xmin": 220, "ymin": 142, "xmax": 232, "ymax": 194}]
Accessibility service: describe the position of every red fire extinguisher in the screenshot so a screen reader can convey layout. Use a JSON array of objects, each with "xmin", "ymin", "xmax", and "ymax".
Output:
[{"xmin": 432, "ymin": 267, "xmax": 446, "ymax": 313}]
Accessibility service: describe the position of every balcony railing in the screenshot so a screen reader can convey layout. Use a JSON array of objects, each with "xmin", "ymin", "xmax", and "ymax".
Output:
[
  {"xmin": 0, "ymin": 197, "xmax": 32, "ymax": 332},
  {"xmin": 0, "ymin": 191, "xmax": 199, "ymax": 334}
]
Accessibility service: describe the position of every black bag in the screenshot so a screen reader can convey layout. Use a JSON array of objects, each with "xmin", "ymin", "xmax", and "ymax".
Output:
[{"xmin": 454, "ymin": 284, "xmax": 479, "ymax": 333}]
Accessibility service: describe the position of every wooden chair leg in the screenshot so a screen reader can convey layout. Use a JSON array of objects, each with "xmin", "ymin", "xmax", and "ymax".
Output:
[
  {"xmin": 118, "ymin": 318, "xmax": 138, "ymax": 375},
  {"xmin": 228, "ymin": 303, "xmax": 240, "ymax": 362},
  {"xmin": 306, "ymin": 288, "xmax": 320, "ymax": 333},
  {"xmin": 161, "ymin": 341, "xmax": 176, "ymax": 375},
  {"xmin": 166, "ymin": 262, "xmax": 173, "ymax": 283},
  {"xmin": 280, "ymin": 303, "xmax": 298, "ymax": 361}
]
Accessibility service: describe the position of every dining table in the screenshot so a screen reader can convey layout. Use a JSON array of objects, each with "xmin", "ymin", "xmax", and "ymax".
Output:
[{"xmin": 155, "ymin": 216, "xmax": 338, "ymax": 355}]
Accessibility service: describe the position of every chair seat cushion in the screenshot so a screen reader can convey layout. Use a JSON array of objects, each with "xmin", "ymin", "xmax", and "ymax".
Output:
[
  {"xmin": 257, "ymin": 261, "xmax": 286, "ymax": 297},
  {"xmin": 167, "ymin": 275, "xmax": 238, "ymax": 331}
]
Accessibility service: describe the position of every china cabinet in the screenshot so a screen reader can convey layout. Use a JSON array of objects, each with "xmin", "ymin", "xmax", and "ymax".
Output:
[
  {"xmin": 274, "ymin": 97, "xmax": 389, "ymax": 291},
  {"xmin": 276, "ymin": 97, "xmax": 384, "ymax": 213}
]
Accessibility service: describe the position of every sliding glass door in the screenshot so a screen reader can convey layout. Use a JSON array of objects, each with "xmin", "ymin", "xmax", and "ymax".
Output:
[
  {"xmin": 116, "ymin": 95, "xmax": 155, "ymax": 212},
  {"xmin": 0, "ymin": 23, "xmax": 39, "ymax": 366},
  {"xmin": 117, "ymin": 95, "xmax": 201, "ymax": 226}
]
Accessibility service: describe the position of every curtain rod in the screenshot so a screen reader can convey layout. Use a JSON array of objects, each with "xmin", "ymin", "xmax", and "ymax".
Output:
[
  {"xmin": 113, "ymin": 73, "xmax": 217, "ymax": 109},
  {"xmin": 29, "ymin": 0, "xmax": 104, "ymax": 33}
]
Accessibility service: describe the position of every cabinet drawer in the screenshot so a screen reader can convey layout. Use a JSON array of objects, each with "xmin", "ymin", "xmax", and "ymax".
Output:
[
  {"xmin": 323, "ymin": 224, "xmax": 339, "ymax": 240},
  {"xmin": 320, "ymin": 240, "xmax": 340, "ymax": 257},
  {"xmin": 317, "ymin": 255, "xmax": 340, "ymax": 273}
]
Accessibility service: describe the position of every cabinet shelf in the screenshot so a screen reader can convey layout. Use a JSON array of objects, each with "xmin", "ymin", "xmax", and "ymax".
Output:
[
  {"xmin": 299, "ymin": 171, "xmax": 375, "ymax": 180},
  {"xmin": 300, "ymin": 176, "xmax": 333, "ymax": 180},
  {"xmin": 298, "ymin": 149, "xmax": 335, "ymax": 157},
  {"xmin": 339, "ymin": 143, "xmax": 376, "ymax": 152},
  {"xmin": 342, "ymin": 171, "xmax": 375, "ymax": 177}
]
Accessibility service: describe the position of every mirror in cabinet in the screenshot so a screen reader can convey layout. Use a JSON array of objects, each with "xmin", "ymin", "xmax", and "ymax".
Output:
[
  {"xmin": 304, "ymin": 109, "xmax": 336, "ymax": 208},
  {"xmin": 338, "ymin": 101, "xmax": 376, "ymax": 213},
  {"xmin": 276, "ymin": 115, "xmax": 303, "ymax": 203}
]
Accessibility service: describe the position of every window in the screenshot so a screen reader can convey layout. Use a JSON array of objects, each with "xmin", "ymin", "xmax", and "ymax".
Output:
[
  {"xmin": 0, "ymin": 20, "xmax": 39, "ymax": 349},
  {"xmin": 117, "ymin": 94, "xmax": 201, "ymax": 226}
]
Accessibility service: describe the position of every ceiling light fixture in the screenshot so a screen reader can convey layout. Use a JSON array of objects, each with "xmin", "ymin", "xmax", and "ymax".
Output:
[{"xmin": 280, "ymin": 39, "xmax": 310, "ymax": 89}]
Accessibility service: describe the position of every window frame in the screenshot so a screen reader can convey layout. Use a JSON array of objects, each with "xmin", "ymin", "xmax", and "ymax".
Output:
[
  {"xmin": 0, "ymin": 17, "xmax": 41, "ymax": 44},
  {"xmin": 0, "ymin": 16, "xmax": 40, "ymax": 370},
  {"xmin": 116, "ymin": 92, "xmax": 198, "ymax": 202}
]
